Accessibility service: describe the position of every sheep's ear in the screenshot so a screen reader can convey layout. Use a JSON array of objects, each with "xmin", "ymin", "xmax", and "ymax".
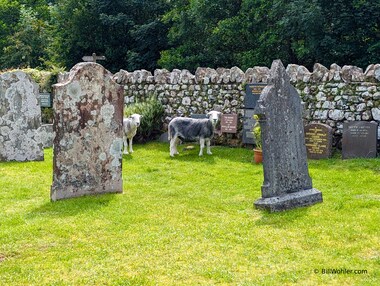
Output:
[{"xmin": 206, "ymin": 112, "xmax": 211, "ymax": 118}]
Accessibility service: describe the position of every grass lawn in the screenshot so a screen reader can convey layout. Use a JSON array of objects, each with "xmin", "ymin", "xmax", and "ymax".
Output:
[{"xmin": 0, "ymin": 142, "xmax": 379, "ymax": 285}]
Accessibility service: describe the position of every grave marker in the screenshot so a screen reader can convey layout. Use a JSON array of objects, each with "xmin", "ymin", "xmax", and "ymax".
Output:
[
  {"xmin": 82, "ymin": 53, "xmax": 106, "ymax": 63},
  {"xmin": 51, "ymin": 62, "xmax": 124, "ymax": 201},
  {"xmin": 0, "ymin": 71, "xmax": 44, "ymax": 161},
  {"xmin": 39, "ymin": 93, "xmax": 52, "ymax": 108},
  {"xmin": 342, "ymin": 121, "xmax": 378, "ymax": 159},
  {"xmin": 253, "ymin": 60, "xmax": 322, "ymax": 212},
  {"xmin": 304, "ymin": 123, "xmax": 333, "ymax": 159},
  {"xmin": 221, "ymin": 114, "xmax": 237, "ymax": 133}
]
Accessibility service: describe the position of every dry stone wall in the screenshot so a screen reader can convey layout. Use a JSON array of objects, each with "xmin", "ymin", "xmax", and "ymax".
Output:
[
  {"xmin": 114, "ymin": 63, "xmax": 380, "ymax": 146},
  {"xmin": 0, "ymin": 71, "xmax": 44, "ymax": 161}
]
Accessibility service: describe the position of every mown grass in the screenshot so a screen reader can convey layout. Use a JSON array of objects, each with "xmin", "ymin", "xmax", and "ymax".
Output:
[{"xmin": 0, "ymin": 142, "xmax": 379, "ymax": 285}]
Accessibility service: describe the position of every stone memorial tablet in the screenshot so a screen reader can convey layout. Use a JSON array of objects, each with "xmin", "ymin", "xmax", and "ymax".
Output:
[
  {"xmin": 51, "ymin": 62, "xmax": 124, "ymax": 201},
  {"xmin": 304, "ymin": 123, "xmax": 333, "ymax": 159},
  {"xmin": 342, "ymin": 121, "xmax": 378, "ymax": 159},
  {"xmin": 221, "ymin": 114, "xmax": 238, "ymax": 133},
  {"xmin": 39, "ymin": 93, "xmax": 52, "ymax": 108},
  {"xmin": 244, "ymin": 83, "xmax": 266, "ymax": 109},
  {"xmin": 242, "ymin": 109, "xmax": 255, "ymax": 144},
  {"xmin": 253, "ymin": 60, "xmax": 322, "ymax": 212}
]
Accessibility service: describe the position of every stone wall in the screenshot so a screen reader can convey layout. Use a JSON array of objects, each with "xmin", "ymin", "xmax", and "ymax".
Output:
[{"xmin": 113, "ymin": 64, "xmax": 380, "ymax": 146}]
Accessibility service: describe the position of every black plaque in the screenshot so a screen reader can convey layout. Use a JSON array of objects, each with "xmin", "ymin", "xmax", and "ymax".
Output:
[
  {"xmin": 244, "ymin": 84, "xmax": 267, "ymax": 109},
  {"xmin": 221, "ymin": 114, "xmax": 238, "ymax": 133},
  {"xmin": 342, "ymin": 121, "xmax": 378, "ymax": 159},
  {"xmin": 304, "ymin": 123, "xmax": 333, "ymax": 159},
  {"xmin": 39, "ymin": 93, "xmax": 52, "ymax": 108}
]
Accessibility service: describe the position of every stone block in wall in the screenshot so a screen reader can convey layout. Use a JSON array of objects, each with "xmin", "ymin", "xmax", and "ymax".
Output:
[
  {"xmin": 179, "ymin": 69, "xmax": 195, "ymax": 84},
  {"xmin": 372, "ymin": 108, "xmax": 380, "ymax": 121},
  {"xmin": 230, "ymin": 66, "xmax": 245, "ymax": 83},
  {"xmin": 154, "ymin": 69, "xmax": 170, "ymax": 83},
  {"xmin": 311, "ymin": 63, "xmax": 329, "ymax": 82},
  {"xmin": 364, "ymin": 64, "xmax": 380, "ymax": 82},
  {"xmin": 328, "ymin": 64, "xmax": 342, "ymax": 81},
  {"xmin": 0, "ymin": 71, "xmax": 44, "ymax": 161},
  {"xmin": 341, "ymin": 65, "xmax": 365, "ymax": 82},
  {"xmin": 51, "ymin": 62, "xmax": 124, "ymax": 201},
  {"xmin": 244, "ymin": 66, "xmax": 270, "ymax": 83}
]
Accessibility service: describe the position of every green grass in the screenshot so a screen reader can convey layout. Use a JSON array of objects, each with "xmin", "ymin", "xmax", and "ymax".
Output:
[{"xmin": 0, "ymin": 142, "xmax": 379, "ymax": 285}]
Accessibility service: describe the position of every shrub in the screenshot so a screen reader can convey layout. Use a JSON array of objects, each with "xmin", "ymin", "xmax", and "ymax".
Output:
[
  {"xmin": 252, "ymin": 114, "xmax": 262, "ymax": 150},
  {"xmin": 124, "ymin": 97, "xmax": 165, "ymax": 143}
]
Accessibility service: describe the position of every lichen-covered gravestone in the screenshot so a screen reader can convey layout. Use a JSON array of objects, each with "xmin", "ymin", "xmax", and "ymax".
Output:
[
  {"xmin": 0, "ymin": 71, "xmax": 44, "ymax": 161},
  {"xmin": 254, "ymin": 60, "xmax": 322, "ymax": 212},
  {"xmin": 51, "ymin": 63, "xmax": 124, "ymax": 201}
]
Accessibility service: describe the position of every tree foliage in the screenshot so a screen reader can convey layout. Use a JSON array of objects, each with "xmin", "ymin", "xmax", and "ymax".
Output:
[{"xmin": 0, "ymin": 0, "xmax": 379, "ymax": 72}]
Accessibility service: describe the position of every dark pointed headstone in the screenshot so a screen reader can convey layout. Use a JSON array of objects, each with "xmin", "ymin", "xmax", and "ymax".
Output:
[
  {"xmin": 51, "ymin": 63, "xmax": 124, "ymax": 201},
  {"xmin": 254, "ymin": 60, "xmax": 322, "ymax": 212}
]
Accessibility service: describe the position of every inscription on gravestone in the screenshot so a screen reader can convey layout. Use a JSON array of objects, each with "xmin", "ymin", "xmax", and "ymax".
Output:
[
  {"xmin": 342, "ymin": 121, "xmax": 378, "ymax": 159},
  {"xmin": 253, "ymin": 60, "xmax": 322, "ymax": 212},
  {"xmin": 304, "ymin": 123, "xmax": 333, "ymax": 159}
]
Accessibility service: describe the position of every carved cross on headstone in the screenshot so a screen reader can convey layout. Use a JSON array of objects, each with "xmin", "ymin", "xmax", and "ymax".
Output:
[{"xmin": 82, "ymin": 53, "xmax": 106, "ymax": 63}]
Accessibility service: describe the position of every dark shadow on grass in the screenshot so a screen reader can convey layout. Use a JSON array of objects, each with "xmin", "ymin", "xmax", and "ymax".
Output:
[
  {"xmin": 254, "ymin": 206, "xmax": 311, "ymax": 228},
  {"xmin": 27, "ymin": 193, "xmax": 118, "ymax": 219}
]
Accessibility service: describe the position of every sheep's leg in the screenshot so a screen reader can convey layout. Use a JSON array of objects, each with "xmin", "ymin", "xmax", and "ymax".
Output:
[
  {"xmin": 123, "ymin": 135, "xmax": 129, "ymax": 154},
  {"xmin": 174, "ymin": 137, "xmax": 180, "ymax": 154},
  {"xmin": 129, "ymin": 137, "xmax": 134, "ymax": 153},
  {"xmin": 199, "ymin": 138, "xmax": 205, "ymax": 156},
  {"xmin": 206, "ymin": 138, "xmax": 212, "ymax": 155},
  {"xmin": 170, "ymin": 136, "xmax": 178, "ymax": 157}
]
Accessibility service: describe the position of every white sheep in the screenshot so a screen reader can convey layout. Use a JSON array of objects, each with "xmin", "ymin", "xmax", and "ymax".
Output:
[{"xmin": 123, "ymin": 114, "xmax": 142, "ymax": 154}]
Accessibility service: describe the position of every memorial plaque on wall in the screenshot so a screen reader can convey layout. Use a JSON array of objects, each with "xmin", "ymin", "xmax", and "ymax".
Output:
[
  {"xmin": 243, "ymin": 109, "xmax": 255, "ymax": 144},
  {"xmin": 342, "ymin": 121, "xmax": 378, "ymax": 159},
  {"xmin": 304, "ymin": 123, "xmax": 333, "ymax": 159},
  {"xmin": 244, "ymin": 84, "xmax": 267, "ymax": 109},
  {"xmin": 39, "ymin": 93, "xmax": 52, "ymax": 108},
  {"xmin": 221, "ymin": 114, "xmax": 238, "ymax": 133}
]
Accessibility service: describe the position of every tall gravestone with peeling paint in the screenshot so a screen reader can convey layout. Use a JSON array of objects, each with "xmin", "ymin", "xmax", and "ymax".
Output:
[
  {"xmin": 51, "ymin": 63, "xmax": 124, "ymax": 201},
  {"xmin": 0, "ymin": 71, "xmax": 44, "ymax": 161},
  {"xmin": 254, "ymin": 60, "xmax": 322, "ymax": 212}
]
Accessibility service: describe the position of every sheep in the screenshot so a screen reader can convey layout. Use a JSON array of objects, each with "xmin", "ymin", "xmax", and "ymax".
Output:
[
  {"xmin": 168, "ymin": 111, "xmax": 222, "ymax": 157},
  {"xmin": 123, "ymin": 114, "xmax": 142, "ymax": 154}
]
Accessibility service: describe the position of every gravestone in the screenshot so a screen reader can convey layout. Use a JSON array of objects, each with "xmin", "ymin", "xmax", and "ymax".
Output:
[
  {"xmin": 342, "ymin": 121, "xmax": 378, "ymax": 159},
  {"xmin": 221, "ymin": 114, "xmax": 238, "ymax": 133},
  {"xmin": 243, "ymin": 84, "xmax": 267, "ymax": 145},
  {"xmin": 254, "ymin": 60, "xmax": 322, "ymax": 212},
  {"xmin": 0, "ymin": 71, "xmax": 44, "ymax": 161},
  {"xmin": 51, "ymin": 63, "xmax": 124, "ymax": 201},
  {"xmin": 304, "ymin": 123, "xmax": 333, "ymax": 159}
]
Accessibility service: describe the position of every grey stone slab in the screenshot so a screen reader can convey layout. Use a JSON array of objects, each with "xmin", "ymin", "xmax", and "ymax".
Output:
[
  {"xmin": 0, "ymin": 71, "xmax": 44, "ymax": 161},
  {"xmin": 253, "ymin": 60, "xmax": 322, "ymax": 212},
  {"xmin": 342, "ymin": 121, "xmax": 378, "ymax": 159},
  {"xmin": 51, "ymin": 63, "xmax": 124, "ymax": 201},
  {"xmin": 304, "ymin": 123, "xmax": 333, "ymax": 159}
]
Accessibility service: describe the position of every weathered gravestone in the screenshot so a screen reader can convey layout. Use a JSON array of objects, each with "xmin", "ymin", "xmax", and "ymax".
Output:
[
  {"xmin": 342, "ymin": 121, "xmax": 378, "ymax": 159},
  {"xmin": 0, "ymin": 71, "xmax": 44, "ymax": 161},
  {"xmin": 254, "ymin": 60, "xmax": 322, "ymax": 212},
  {"xmin": 304, "ymin": 123, "xmax": 333, "ymax": 159},
  {"xmin": 51, "ymin": 63, "xmax": 124, "ymax": 201}
]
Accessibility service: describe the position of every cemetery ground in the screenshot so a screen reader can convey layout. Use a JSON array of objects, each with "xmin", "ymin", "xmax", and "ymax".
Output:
[{"xmin": 0, "ymin": 143, "xmax": 379, "ymax": 286}]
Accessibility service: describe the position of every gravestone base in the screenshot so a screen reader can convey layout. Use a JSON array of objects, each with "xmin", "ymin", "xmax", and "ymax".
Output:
[{"xmin": 254, "ymin": 188, "xmax": 323, "ymax": 212}]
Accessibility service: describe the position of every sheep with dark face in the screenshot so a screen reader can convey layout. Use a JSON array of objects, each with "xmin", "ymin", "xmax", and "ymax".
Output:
[
  {"xmin": 168, "ymin": 111, "xmax": 221, "ymax": 157},
  {"xmin": 123, "ymin": 114, "xmax": 142, "ymax": 154}
]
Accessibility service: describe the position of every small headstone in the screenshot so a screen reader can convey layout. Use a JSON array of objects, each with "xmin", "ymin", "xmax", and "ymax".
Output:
[
  {"xmin": 253, "ymin": 60, "xmax": 322, "ymax": 212},
  {"xmin": 0, "ymin": 71, "xmax": 44, "ymax": 161},
  {"xmin": 304, "ymin": 123, "xmax": 333, "ymax": 159},
  {"xmin": 342, "ymin": 121, "xmax": 378, "ymax": 159},
  {"xmin": 242, "ymin": 109, "xmax": 255, "ymax": 144},
  {"xmin": 51, "ymin": 63, "xmax": 124, "ymax": 201},
  {"xmin": 39, "ymin": 93, "xmax": 52, "ymax": 108},
  {"xmin": 221, "ymin": 114, "xmax": 238, "ymax": 133},
  {"xmin": 159, "ymin": 132, "xmax": 169, "ymax": 143}
]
